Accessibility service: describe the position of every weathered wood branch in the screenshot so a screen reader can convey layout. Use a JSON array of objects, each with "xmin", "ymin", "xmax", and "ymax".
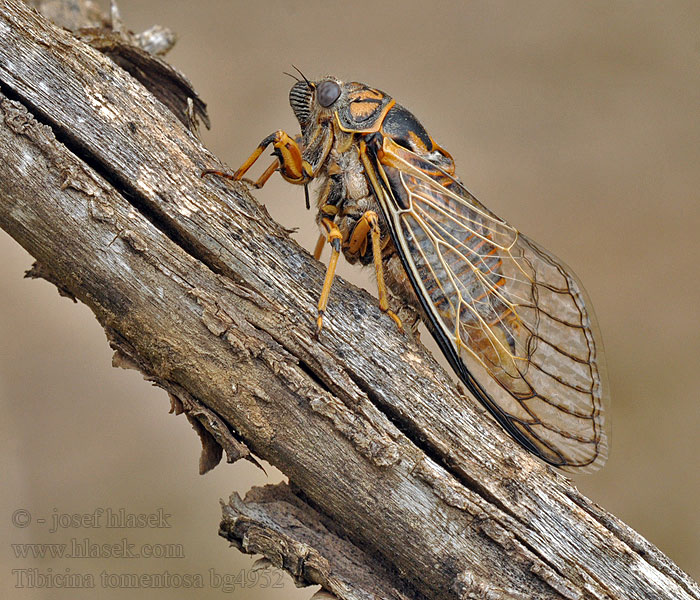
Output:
[{"xmin": 1, "ymin": 1, "xmax": 698, "ymax": 598}]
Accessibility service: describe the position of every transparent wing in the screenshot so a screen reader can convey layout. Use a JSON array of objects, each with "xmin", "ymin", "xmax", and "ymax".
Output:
[{"xmin": 371, "ymin": 138, "xmax": 609, "ymax": 471}]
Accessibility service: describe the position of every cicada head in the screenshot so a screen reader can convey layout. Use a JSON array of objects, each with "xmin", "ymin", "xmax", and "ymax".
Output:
[
  {"xmin": 289, "ymin": 76, "xmax": 394, "ymax": 136},
  {"xmin": 289, "ymin": 76, "xmax": 342, "ymax": 134}
]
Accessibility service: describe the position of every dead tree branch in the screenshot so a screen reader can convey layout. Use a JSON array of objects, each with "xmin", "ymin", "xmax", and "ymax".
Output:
[{"xmin": 0, "ymin": 1, "xmax": 698, "ymax": 598}]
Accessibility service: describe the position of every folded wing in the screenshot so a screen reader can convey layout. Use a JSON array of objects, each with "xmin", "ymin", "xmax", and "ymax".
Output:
[{"xmin": 373, "ymin": 138, "xmax": 608, "ymax": 471}]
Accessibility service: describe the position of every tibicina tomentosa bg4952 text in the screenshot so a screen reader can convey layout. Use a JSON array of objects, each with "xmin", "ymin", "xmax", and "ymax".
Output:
[{"xmin": 203, "ymin": 73, "xmax": 609, "ymax": 472}]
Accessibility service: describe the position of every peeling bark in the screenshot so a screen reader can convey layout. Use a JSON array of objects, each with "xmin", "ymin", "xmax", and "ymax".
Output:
[
  {"xmin": 221, "ymin": 483, "xmax": 427, "ymax": 600},
  {"xmin": 0, "ymin": 1, "xmax": 698, "ymax": 599}
]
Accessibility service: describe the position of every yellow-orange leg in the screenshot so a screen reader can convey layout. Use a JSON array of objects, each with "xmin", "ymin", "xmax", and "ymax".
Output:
[
  {"xmin": 314, "ymin": 201, "xmax": 339, "ymax": 259},
  {"xmin": 201, "ymin": 130, "xmax": 312, "ymax": 188},
  {"xmin": 347, "ymin": 211, "xmax": 403, "ymax": 332},
  {"xmin": 316, "ymin": 218, "xmax": 343, "ymax": 336},
  {"xmin": 313, "ymin": 233, "xmax": 326, "ymax": 261},
  {"xmin": 365, "ymin": 212, "xmax": 403, "ymax": 332}
]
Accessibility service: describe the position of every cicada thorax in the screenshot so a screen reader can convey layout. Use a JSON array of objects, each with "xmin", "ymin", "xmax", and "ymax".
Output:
[
  {"xmin": 333, "ymin": 82, "xmax": 395, "ymax": 133},
  {"xmin": 309, "ymin": 86, "xmax": 397, "ymax": 267},
  {"xmin": 315, "ymin": 89, "xmax": 454, "ymax": 258},
  {"xmin": 314, "ymin": 150, "xmax": 391, "ymax": 267}
]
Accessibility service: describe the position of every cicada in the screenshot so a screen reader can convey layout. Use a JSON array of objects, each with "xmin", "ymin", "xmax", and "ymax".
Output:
[{"xmin": 204, "ymin": 73, "xmax": 609, "ymax": 471}]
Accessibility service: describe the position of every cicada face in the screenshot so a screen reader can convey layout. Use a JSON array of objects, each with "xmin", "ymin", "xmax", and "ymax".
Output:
[
  {"xmin": 289, "ymin": 78, "xmax": 345, "ymax": 136},
  {"xmin": 290, "ymin": 77, "xmax": 396, "ymax": 136},
  {"xmin": 228, "ymin": 75, "xmax": 610, "ymax": 472}
]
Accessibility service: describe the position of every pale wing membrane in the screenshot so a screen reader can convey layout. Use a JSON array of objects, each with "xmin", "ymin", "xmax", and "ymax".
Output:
[{"xmin": 376, "ymin": 148, "xmax": 608, "ymax": 471}]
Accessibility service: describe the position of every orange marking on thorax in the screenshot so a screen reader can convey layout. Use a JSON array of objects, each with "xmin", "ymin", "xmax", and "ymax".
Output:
[
  {"xmin": 408, "ymin": 130, "xmax": 429, "ymax": 153},
  {"xmin": 334, "ymin": 99, "xmax": 396, "ymax": 133},
  {"xmin": 352, "ymin": 88, "xmax": 384, "ymax": 101}
]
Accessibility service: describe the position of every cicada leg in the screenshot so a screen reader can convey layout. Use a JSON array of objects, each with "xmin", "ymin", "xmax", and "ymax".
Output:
[
  {"xmin": 315, "ymin": 218, "xmax": 343, "ymax": 336},
  {"xmin": 313, "ymin": 185, "xmax": 339, "ymax": 261},
  {"xmin": 348, "ymin": 211, "xmax": 404, "ymax": 332},
  {"xmin": 313, "ymin": 233, "xmax": 326, "ymax": 261},
  {"xmin": 202, "ymin": 130, "xmax": 312, "ymax": 187}
]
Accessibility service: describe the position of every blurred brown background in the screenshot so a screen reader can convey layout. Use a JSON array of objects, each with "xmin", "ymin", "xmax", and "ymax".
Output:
[{"xmin": 1, "ymin": 1, "xmax": 698, "ymax": 598}]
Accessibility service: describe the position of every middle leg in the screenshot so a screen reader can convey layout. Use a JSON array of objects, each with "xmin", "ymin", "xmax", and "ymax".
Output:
[{"xmin": 348, "ymin": 211, "xmax": 403, "ymax": 332}]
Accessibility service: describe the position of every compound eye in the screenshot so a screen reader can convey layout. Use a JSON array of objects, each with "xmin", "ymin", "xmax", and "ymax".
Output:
[{"xmin": 316, "ymin": 80, "xmax": 341, "ymax": 107}]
